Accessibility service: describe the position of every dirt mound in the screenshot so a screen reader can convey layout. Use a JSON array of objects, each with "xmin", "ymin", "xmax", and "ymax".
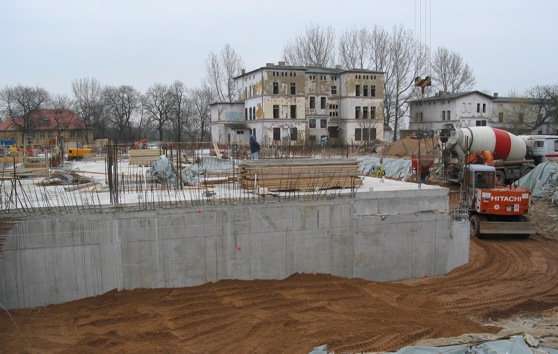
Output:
[{"xmin": 382, "ymin": 137, "xmax": 440, "ymax": 158}]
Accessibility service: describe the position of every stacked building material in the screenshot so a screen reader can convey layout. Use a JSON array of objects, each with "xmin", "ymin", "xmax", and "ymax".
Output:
[{"xmin": 237, "ymin": 158, "xmax": 362, "ymax": 191}]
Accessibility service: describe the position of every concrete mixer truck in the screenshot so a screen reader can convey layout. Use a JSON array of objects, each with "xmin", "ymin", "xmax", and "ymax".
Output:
[{"xmin": 441, "ymin": 126, "xmax": 535, "ymax": 184}]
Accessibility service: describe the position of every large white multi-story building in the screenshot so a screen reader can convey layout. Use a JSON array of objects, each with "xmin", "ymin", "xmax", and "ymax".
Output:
[
  {"xmin": 210, "ymin": 62, "xmax": 385, "ymax": 146},
  {"xmin": 409, "ymin": 91, "xmax": 558, "ymax": 135}
]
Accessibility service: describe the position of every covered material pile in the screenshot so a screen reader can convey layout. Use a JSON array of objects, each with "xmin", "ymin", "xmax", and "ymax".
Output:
[
  {"xmin": 237, "ymin": 158, "xmax": 362, "ymax": 191},
  {"xmin": 516, "ymin": 161, "xmax": 558, "ymax": 205}
]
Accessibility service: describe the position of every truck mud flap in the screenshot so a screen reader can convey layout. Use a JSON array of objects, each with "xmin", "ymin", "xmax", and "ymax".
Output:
[{"xmin": 479, "ymin": 221, "xmax": 536, "ymax": 235}]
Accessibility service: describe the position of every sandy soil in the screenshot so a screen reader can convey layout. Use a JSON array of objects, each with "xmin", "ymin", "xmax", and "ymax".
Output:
[{"xmin": 1, "ymin": 199, "xmax": 558, "ymax": 353}]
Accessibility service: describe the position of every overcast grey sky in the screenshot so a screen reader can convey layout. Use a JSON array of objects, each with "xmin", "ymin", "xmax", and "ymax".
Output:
[{"xmin": 1, "ymin": 0, "xmax": 556, "ymax": 98}]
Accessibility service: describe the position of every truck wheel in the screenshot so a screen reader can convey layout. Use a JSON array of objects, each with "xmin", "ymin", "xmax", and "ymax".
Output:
[{"xmin": 470, "ymin": 215, "xmax": 486, "ymax": 239}]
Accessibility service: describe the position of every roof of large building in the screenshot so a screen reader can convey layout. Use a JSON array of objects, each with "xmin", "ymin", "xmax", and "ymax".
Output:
[
  {"xmin": 236, "ymin": 62, "xmax": 384, "ymax": 79},
  {"xmin": 0, "ymin": 109, "xmax": 87, "ymax": 131}
]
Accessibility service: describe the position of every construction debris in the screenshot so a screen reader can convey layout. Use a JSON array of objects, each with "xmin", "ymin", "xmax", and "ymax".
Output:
[{"xmin": 37, "ymin": 171, "xmax": 95, "ymax": 186}]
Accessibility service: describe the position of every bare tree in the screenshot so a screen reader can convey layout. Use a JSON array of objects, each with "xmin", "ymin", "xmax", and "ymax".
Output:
[
  {"xmin": 190, "ymin": 85, "xmax": 213, "ymax": 142},
  {"xmin": 141, "ymin": 83, "xmax": 175, "ymax": 141},
  {"xmin": 0, "ymin": 85, "xmax": 50, "ymax": 148},
  {"xmin": 431, "ymin": 47, "xmax": 475, "ymax": 93},
  {"xmin": 283, "ymin": 24, "xmax": 336, "ymax": 67},
  {"xmin": 387, "ymin": 26, "xmax": 429, "ymax": 141},
  {"xmin": 168, "ymin": 81, "xmax": 193, "ymax": 142},
  {"xmin": 204, "ymin": 44, "xmax": 244, "ymax": 103},
  {"xmin": 524, "ymin": 84, "xmax": 558, "ymax": 132},
  {"xmin": 102, "ymin": 85, "xmax": 139, "ymax": 142},
  {"xmin": 72, "ymin": 77, "xmax": 104, "ymax": 142},
  {"xmin": 338, "ymin": 27, "xmax": 373, "ymax": 69}
]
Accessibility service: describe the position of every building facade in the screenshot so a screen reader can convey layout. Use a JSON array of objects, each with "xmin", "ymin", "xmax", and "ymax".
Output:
[
  {"xmin": 0, "ymin": 109, "xmax": 93, "ymax": 148},
  {"xmin": 409, "ymin": 91, "xmax": 558, "ymax": 135},
  {"xmin": 210, "ymin": 62, "xmax": 385, "ymax": 146}
]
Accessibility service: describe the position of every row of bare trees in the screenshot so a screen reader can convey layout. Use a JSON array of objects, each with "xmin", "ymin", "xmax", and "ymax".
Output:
[
  {"xmin": 282, "ymin": 24, "xmax": 478, "ymax": 140},
  {"xmin": 0, "ymin": 79, "xmax": 216, "ymax": 145}
]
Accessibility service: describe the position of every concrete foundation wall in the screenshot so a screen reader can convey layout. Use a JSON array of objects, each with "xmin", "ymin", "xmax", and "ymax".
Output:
[{"xmin": 0, "ymin": 188, "xmax": 469, "ymax": 309}]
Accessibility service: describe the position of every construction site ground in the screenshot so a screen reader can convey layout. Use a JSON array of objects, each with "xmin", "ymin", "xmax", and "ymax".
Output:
[{"xmin": 1, "ymin": 141, "xmax": 558, "ymax": 353}]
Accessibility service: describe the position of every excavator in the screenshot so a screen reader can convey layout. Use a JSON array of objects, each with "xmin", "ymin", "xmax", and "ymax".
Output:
[
  {"xmin": 134, "ymin": 139, "xmax": 148, "ymax": 149},
  {"xmin": 463, "ymin": 164, "xmax": 535, "ymax": 239}
]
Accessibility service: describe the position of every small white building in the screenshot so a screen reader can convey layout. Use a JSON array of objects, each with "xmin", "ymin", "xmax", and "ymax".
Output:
[
  {"xmin": 409, "ymin": 91, "xmax": 558, "ymax": 135},
  {"xmin": 408, "ymin": 91, "xmax": 494, "ymax": 133},
  {"xmin": 210, "ymin": 62, "xmax": 385, "ymax": 146}
]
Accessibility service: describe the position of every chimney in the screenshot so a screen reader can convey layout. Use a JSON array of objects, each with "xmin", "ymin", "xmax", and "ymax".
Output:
[
  {"xmin": 241, "ymin": 69, "xmax": 245, "ymax": 75},
  {"xmin": 266, "ymin": 63, "xmax": 275, "ymax": 67},
  {"xmin": 494, "ymin": 92, "xmax": 498, "ymax": 98},
  {"xmin": 278, "ymin": 61, "xmax": 286, "ymax": 66}
]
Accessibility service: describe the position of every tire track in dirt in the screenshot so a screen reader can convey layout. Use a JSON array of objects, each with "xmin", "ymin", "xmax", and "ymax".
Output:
[{"xmin": 404, "ymin": 235, "xmax": 558, "ymax": 319}]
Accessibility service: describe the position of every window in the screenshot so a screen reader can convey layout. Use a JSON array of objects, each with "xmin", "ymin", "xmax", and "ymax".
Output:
[
  {"xmin": 290, "ymin": 128, "xmax": 297, "ymax": 141},
  {"xmin": 70, "ymin": 132, "xmax": 75, "ymax": 138},
  {"xmin": 290, "ymin": 105, "xmax": 297, "ymax": 119},
  {"xmin": 245, "ymin": 108, "xmax": 248, "ymax": 120},
  {"xmin": 273, "ymin": 82, "xmax": 279, "ymax": 94},
  {"xmin": 371, "ymin": 107, "xmax": 376, "ymax": 120},
  {"xmin": 477, "ymin": 103, "xmax": 480, "ymax": 113},
  {"xmin": 482, "ymin": 103, "xmax": 486, "ymax": 113},
  {"xmin": 320, "ymin": 97, "xmax": 326, "ymax": 109},
  {"xmin": 370, "ymin": 128, "xmax": 377, "ymax": 140},
  {"xmin": 363, "ymin": 85, "xmax": 368, "ymax": 97},
  {"xmin": 355, "ymin": 106, "xmax": 361, "ymax": 119},
  {"xmin": 442, "ymin": 111, "xmax": 446, "ymax": 120},
  {"xmin": 237, "ymin": 131, "xmax": 244, "ymax": 135},
  {"xmin": 462, "ymin": 103, "xmax": 466, "ymax": 112},
  {"xmin": 290, "ymin": 83, "xmax": 296, "ymax": 95},
  {"xmin": 39, "ymin": 132, "xmax": 45, "ymax": 139},
  {"xmin": 447, "ymin": 111, "xmax": 451, "ymax": 120},
  {"xmin": 310, "ymin": 96, "xmax": 315, "ymax": 109},
  {"xmin": 320, "ymin": 119, "xmax": 327, "ymax": 128},
  {"xmin": 273, "ymin": 127, "xmax": 281, "ymax": 141},
  {"xmin": 371, "ymin": 85, "xmax": 376, "ymax": 97},
  {"xmin": 78, "ymin": 131, "xmax": 83, "ymax": 138},
  {"xmin": 331, "ymin": 86, "xmax": 337, "ymax": 95},
  {"xmin": 363, "ymin": 106, "xmax": 369, "ymax": 119},
  {"xmin": 518, "ymin": 112, "xmax": 524, "ymax": 122},
  {"xmin": 420, "ymin": 112, "xmax": 423, "ymax": 122},
  {"xmin": 48, "ymin": 132, "xmax": 53, "ymax": 138},
  {"xmin": 356, "ymin": 85, "xmax": 361, "ymax": 97},
  {"xmin": 355, "ymin": 128, "xmax": 362, "ymax": 141},
  {"xmin": 273, "ymin": 105, "xmax": 280, "ymax": 119},
  {"xmin": 498, "ymin": 112, "xmax": 504, "ymax": 122},
  {"xmin": 476, "ymin": 120, "xmax": 487, "ymax": 126},
  {"xmin": 309, "ymin": 119, "xmax": 316, "ymax": 128}
]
